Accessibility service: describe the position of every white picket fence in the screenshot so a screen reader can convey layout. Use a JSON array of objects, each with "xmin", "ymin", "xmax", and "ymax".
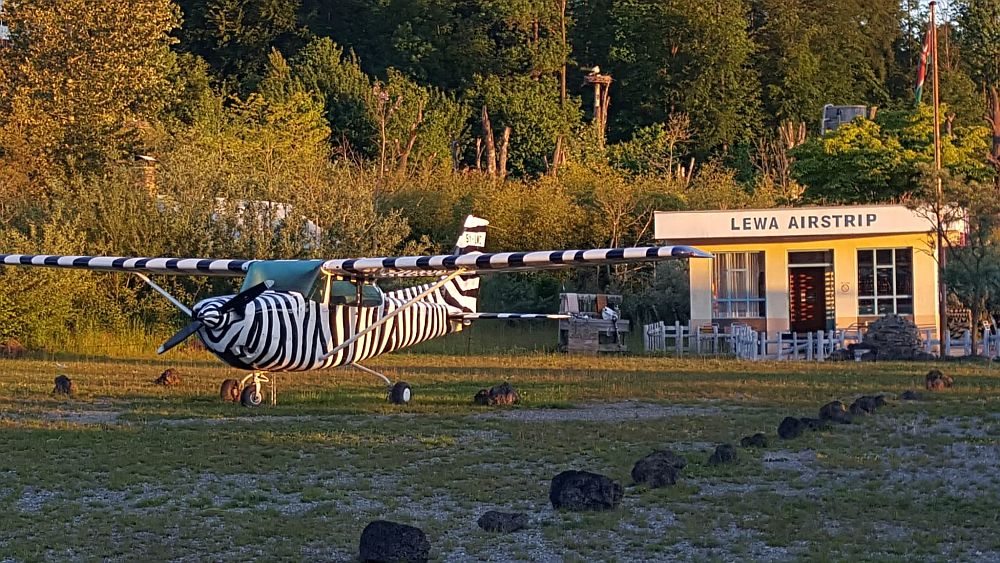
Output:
[{"xmin": 643, "ymin": 320, "xmax": 1000, "ymax": 361}]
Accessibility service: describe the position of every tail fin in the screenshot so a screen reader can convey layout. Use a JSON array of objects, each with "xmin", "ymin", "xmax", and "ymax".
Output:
[{"xmin": 448, "ymin": 215, "xmax": 488, "ymax": 312}]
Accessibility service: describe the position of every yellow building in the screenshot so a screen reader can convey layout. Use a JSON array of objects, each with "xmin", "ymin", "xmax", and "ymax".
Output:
[{"xmin": 654, "ymin": 205, "xmax": 959, "ymax": 338}]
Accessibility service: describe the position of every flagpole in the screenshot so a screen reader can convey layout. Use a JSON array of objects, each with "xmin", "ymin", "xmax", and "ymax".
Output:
[{"xmin": 931, "ymin": 1, "xmax": 948, "ymax": 354}]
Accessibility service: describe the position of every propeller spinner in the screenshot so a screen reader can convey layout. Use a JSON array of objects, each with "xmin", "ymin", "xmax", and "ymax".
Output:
[{"xmin": 156, "ymin": 280, "xmax": 274, "ymax": 355}]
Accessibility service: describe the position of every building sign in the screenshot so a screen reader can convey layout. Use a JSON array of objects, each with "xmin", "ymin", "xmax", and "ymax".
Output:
[{"xmin": 655, "ymin": 205, "xmax": 945, "ymax": 241}]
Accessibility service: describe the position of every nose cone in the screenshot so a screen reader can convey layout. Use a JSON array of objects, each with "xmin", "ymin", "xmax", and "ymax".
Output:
[
  {"xmin": 672, "ymin": 245, "xmax": 713, "ymax": 259},
  {"xmin": 193, "ymin": 295, "xmax": 235, "ymax": 329}
]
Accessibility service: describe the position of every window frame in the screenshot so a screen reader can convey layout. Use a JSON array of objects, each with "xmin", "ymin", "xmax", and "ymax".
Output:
[
  {"xmin": 712, "ymin": 251, "xmax": 766, "ymax": 319},
  {"xmin": 856, "ymin": 247, "xmax": 913, "ymax": 316}
]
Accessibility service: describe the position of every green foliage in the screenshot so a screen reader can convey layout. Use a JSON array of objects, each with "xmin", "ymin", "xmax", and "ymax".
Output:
[
  {"xmin": 958, "ymin": 0, "xmax": 1000, "ymax": 87},
  {"xmin": 174, "ymin": 0, "xmax": 307, "ymax": 90},
  {"xmin": 465, "ymin": 75, "xmax": 580, "ymax": 174},
  {"xmin": 608, "ymin": 0, "xmax": 762, "ymax": 151},
  {"xmin": 792, "ymin": 107, "xmax": 994, "ymax": 203}
]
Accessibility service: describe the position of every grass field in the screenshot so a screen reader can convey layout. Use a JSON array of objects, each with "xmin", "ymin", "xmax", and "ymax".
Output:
[{"xmin": 1, "ymin": 350, "xmax": 999, "ymax": 561}]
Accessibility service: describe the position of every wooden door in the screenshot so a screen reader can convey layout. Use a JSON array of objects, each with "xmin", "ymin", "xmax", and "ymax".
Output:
[{"xmin": 789, "ymin": 267, "xmax": 826, "ymax": 333}]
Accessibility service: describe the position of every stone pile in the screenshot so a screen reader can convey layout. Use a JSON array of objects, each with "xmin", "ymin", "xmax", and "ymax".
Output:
[
  {"xmin": 862, "ymin": 315, "xmax": 933, "ymax": 361},
  {"xmin": 359, "ymin": 520, "xmax": 430, "ymax": 563}
]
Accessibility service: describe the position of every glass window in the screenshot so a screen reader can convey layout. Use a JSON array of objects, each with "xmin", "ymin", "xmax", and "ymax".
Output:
[
  {"xmin": 857, "ymin": 248, "xmax": 914, "ymax": 316},
  {"xmin": 713, "ymin": 252, "xmax": 766, "ymax": 318}
]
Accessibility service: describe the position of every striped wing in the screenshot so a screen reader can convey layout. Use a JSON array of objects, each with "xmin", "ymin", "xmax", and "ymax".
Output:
[
  {"xmin": 0, "ymin": 254, "xmax": 253, "ymax": 277},
  {"xmin": 322, "ymin": 245, "xmax": 711, "ymax": 278}
]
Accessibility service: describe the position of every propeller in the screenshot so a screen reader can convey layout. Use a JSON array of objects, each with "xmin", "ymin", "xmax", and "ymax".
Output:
[{"xmin": 156, "ymin": 280, "xmax": 274, "ymax": 355}]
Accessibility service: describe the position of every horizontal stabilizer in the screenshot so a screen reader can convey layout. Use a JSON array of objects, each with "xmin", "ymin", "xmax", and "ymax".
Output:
[{"xmin": 452, "ymin": 312, "xmax": 571, "ymax": 320}]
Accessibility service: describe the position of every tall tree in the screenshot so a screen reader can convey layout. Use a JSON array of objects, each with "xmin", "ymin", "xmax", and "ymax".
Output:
[
  {"xmin": 175, "ymin": 0, "xmax": 307, "ymax": 90},
  {"xmin": 608, "ymin": 0, "xmax": 762, "ymax": 152},
  {"xmin": 0, "ymin": 0, "xmax": 181, "ymax": 182}
]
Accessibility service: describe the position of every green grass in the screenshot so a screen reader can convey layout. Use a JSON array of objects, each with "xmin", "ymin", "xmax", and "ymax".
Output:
[{"xmin": 1, "ymin": 352, "xmax": 999, "ymax": 560}]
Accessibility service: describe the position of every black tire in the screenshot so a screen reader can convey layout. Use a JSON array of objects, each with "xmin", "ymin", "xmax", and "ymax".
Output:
[
  {"xmin": 240, "ymin": 384, "xmax": 264, "ymax": 408},
  {"xmin": 220, "ymin": 379, "xmax": 240, "ymax": 402},
  {"xmin": 388, "ymin": 381, "xmax": 412, "ymax": 405}
]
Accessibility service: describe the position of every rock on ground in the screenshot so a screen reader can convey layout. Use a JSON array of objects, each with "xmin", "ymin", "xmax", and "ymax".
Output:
[
  {"xmin": 740, "ymin": 433, "xmax": 768, "ymax": 448},
  {"xmin": 819, "ymin": 401, "xmax": 852, "ymax": 424},
  {"xmin": 632, "ymin": 450, "xmax": 686, "ymax": 488},
  {"xmin": 549, "ymin": 470, "xmax": 623, "ymax": 511},
  {"xmin": 477, "ymin": 511, "xmax": 528, "ymax": 533},
  {"xmin": 778, "ymin": 416, "xmax": 804, "ymax": 439},
  {"xmin": 154, "ymin": 368, "xmax": 181, "ymax": 386},
  {"xmin": 799, "ymin": 417, "xmax": 829, "ymax": 431},
  {"xmin": 359, "ymin": 520, "xmax": 430, "ymax": 563},
  {"xmin": 53, "ymin": 375, "xmax": 75, "ymax": 395},
  {"xmin": 474, "ymin": 382, "xmax": 520, "ymax": 406},
  {"xmin": 925, "ymin": 369, "xmax": 954, "ymax": 391},
  {"xmin": 849, "ymin": 395, "xmax": 887, "ymax": 416},
  {"xmin": 900, "ymin": 390, "xmax": 923, "ymax": 401},
  {"xmin": 708, "ymin": 444, "xmax": 738, "ymax": 465}
]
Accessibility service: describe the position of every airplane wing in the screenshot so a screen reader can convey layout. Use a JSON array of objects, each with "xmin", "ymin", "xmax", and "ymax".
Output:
[
  {"xmin": 321, "ymin": 245, "xmax": 711, "ymax": 279},
  {"xmin": 0, "ymin": 254, "xmax": 254, "ymax": 277},
  {"xmin": 0, "ymin": 245, "xmax": 711, "ymax": 279}
]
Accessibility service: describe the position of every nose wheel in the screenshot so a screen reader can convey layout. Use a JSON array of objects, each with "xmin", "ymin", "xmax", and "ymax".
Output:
[{"xmin": 220, "ymin": 372, "xmax": 276, "ymax": 407}]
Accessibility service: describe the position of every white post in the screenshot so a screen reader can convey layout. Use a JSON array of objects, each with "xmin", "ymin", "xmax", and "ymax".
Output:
[
  {"xmin": 793, "ymin": 332, "xmax": 799, "ymax": 360},
  {"xmin": 817, "ymin": 330, "xmax": 825, "ymax": 361},
  {"xmin": 963, "ymin": 330, "xmax": 971, "ymax": 356},
  {"xmin": 674, "ymin": 321, "xmax": 682, "ymax": 356},
  {"xmin": 944, "ymin": 330, "xmax": 951, "ymax": 357},
  {"xmin": 806, "ymin": 332, "xmax": 814, "ymax": 360}
]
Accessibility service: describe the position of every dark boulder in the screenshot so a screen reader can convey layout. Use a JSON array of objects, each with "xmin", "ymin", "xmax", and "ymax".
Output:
[
  {"xmin": 778, "ymin": 416, "xmax": 804, "ymax": 439},
  {"xmin": 925, "ymin": 369, "xmax": 954, "ymax": 391},
  {"xmin": 900, "ymin": 390, "xmax": 923, "ymax": 401},
  {"xmin": 473, "ymin": 382, "xmax": 520, "ymax": 406},
  {"xmin": 359, "ymin": 520, "xmax": 430, "ymax": 563},
  {"xmin": 708, "ymin": 444, "xmax": 738, "ymax": 465},
  {"xmin": 631, "ymin": 450, "xmax": 686, "ymax": 488},
  {"xmin": 740, "ymin": 433, "xmax": 768, "ymax": 448},
  {"xmin": 549, "ymin": 470, "xmax": 623, "ymax": 511},
  {"xmin": 477, "ymin": 511, "xmax": 528, "ymax": 533},
  {"xmin": 819, "ymin": 401, "xmax": 852, "ymax": 424},
  {"xmin": 849, "ymin": 395, "xmax": 886, "ymax": 416},
  {"xmin": 53, "ymin": 375, "xmax": 75, "ymax": 395},
  {"xmin": 154, "ymin": 368, "xmax": 181, "ymax": 386},
  {"xmin": 799, "ymin": 417, "xmax": 829, "ymax": 431}
]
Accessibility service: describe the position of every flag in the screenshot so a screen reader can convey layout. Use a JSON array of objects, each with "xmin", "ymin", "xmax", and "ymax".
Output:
[{"xmin": 915, "ymin": 27, "xmax": 931, "ymax": 106}]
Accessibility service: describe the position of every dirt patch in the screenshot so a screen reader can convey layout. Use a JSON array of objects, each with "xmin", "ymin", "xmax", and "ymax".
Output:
[{"xmin": 472, "ymin": 401, "xmax": 725, "ymax": 423}]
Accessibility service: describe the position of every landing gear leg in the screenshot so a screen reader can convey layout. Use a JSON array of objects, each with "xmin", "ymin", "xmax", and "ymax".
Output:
[
  {"xmin": 352, "ymin": 363, "xmax": 411, "ymax": 405},
  {"xmin": 237, "ymin": 372, "xmax": 274, "ymax": 408}
]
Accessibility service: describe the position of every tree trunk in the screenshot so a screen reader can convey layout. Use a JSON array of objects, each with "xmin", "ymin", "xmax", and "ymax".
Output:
[
  {"xmin": 498, "ymin": 127, "xmax": 511, "ymax": 179},
  {"xmin": 482, "ymin": 105, "xmax": 496, "ymax": 176},
  {"xmin": 987, "ymin": 86, "xmax": 1000, "ymax": 193}
]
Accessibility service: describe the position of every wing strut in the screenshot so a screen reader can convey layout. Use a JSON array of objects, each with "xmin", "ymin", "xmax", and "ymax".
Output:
[{"xmin": 321, "ymin": 269, "xmax": 467, "ymax": 360}]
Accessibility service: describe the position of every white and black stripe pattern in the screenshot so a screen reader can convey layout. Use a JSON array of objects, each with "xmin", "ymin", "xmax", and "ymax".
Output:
[
  {"xmin": 0, "ymin": 254, "xmax": 252, "ymax": 276},
  {"xmin": 322, "ymin": 245, "xmax": 712, "ymax": 278},
  {"xmin": 454, "ymin": 313, "xmax": 570, "ymax": 320},
  {"xmin": 193, "ymin": 290, "xmax": 459, "ymax": 372}
]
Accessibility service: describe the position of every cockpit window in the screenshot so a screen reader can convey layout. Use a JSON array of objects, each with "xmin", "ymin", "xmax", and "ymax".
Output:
[{"xmin": 329, "ymin": 280, "xmax": 383, "ymax": 307}]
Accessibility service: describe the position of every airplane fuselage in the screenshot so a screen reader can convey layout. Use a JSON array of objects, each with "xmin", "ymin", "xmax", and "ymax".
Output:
[{"xmin": 193, "ymin": 290, "xmax": 462, "ymax": 372}]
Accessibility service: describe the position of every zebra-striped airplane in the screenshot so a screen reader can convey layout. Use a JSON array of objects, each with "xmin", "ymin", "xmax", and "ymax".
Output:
[{"xmin": 0, "ymin": 216, "xmax": 710, "ymax": 406}]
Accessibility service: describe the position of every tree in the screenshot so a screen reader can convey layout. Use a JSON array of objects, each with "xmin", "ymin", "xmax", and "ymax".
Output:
[
  {"xmin": 957, "ymin": 0, "xmax": 1000, "ymax": 186},
  {"xmin": 465, "ymin": 75, "xmax": 580, "ymax": 175},
  {"xmin": 608, "ymin": 0, "xmax": 762, "ymax": 152},
  {"xmin": 0, "ymin": 0, "xmax": 181, "ymax": 178},
  {"xmin": 791, "ymin": 107, "xmax": 993, "ymax": 203},
  {"xmin": 174, "ymin": 0, "xmax": 307, "ymax": 90}
]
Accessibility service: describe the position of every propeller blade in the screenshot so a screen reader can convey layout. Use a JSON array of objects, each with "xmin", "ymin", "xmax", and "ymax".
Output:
[
  {"xmin": 218, "ymin": 280, "xmax": 274, "ymax": 315},
  {"xmin": 157, "ymin": 320, "xmax": 203, "ymax": 355}
]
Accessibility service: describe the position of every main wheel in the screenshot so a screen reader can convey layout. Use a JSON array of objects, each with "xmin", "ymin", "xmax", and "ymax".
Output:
[
  {"xmin": 240, "ymin": 384, "xmax": 264, "ymax": 407},
  {"xmin": 220, "ymin": 379, "xmax": 240, "ymax": 402},
  {"xmin": 388, "ymin": 381, "xmax": 412, "ymax": 405}
]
